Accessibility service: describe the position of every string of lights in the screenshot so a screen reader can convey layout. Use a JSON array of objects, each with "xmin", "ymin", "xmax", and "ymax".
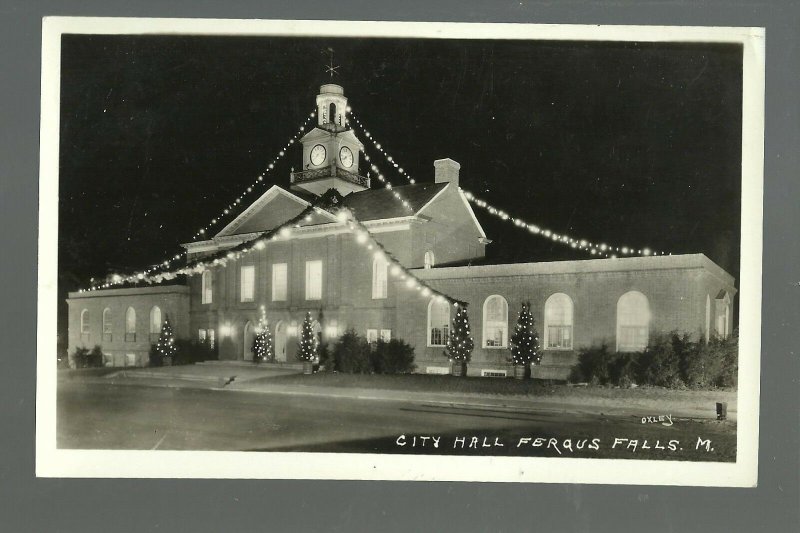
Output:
[
  {"xmin": 81, "ymin": 193, "xmax": 464, "ymax": 307},
  {"xmin": 82, "ymin": 110, "xmax": 319, "ymax": 292},
  {"xmin": 348, "ymin": 109, "xmax": 669, "ymax": 259},
  {"xmin": 191, "ymin": 109, "xmax": 318, "ymax": 240}
]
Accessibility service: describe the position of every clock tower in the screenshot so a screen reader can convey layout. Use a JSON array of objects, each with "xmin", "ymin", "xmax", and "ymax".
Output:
[{"xmin": 290, "ymin": 84, "xmax": 369, "ymax": 197}]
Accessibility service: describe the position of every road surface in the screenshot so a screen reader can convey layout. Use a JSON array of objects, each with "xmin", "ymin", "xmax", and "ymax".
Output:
[{"xmin": 57, "ymin": 381, "xmax": 735, "ymax": 460}]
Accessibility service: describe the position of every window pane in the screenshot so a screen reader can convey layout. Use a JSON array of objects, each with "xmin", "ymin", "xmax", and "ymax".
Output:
[
  {"xmin": 150, "ymin": 306, "xmax": 162, "ymax": 334},
  {"xmin": 241, "ymin": 265, "xmax": 255, "ymax": 302},
  {"xmin": 125, "ymin": 307, "xmax": 136, "ymax": 334},
  {"xmin": 372, "ymin": 256, "xmax": 388, "ymax": 299},
  {"xmin": 272, "ymin": 263, "xmax": 287, "ymax": 301},
  {"xmin": 202, "ymin": 271, "xmax": 213, "ymax": 304},
  {"xmin": 429, "ymin": 299, "xmax": 450, "ymax": 346},
  {"xmin": 305, "ymin": 260, "xmax": 322, "ymax": 300}
]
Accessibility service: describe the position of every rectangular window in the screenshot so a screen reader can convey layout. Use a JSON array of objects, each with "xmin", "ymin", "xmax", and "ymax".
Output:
[
  {"xmin": 366, "ymin": 329, "xmax": 379, "ymax": 345},
  {"xmin": 201, "ymin": 271, "xmax": 213, "ymax": 304},
  {"xmin": 547, "ymin": 325, "xmax": 572, "ymax": 349},
  {"xmin": 380, "ymin": 329, "xmax": 391, "ymax": 342},
  {"xmin": 240, "ymin": 265, "xmax": 255, "ymax": 302},
  {"xmin": 198, "ymin": 329, "xmax": 207, "ymax": 342},
  {"xmin": 272, "ymin": 263, "xmax": 288, "ymax": 302},
  {"xmin": 305, "ymin": 260, "xmax": 323, "ymax": 300},
  {"xmin": 208, "ymin": 329, "xmax": 215, "ymax": 350}
]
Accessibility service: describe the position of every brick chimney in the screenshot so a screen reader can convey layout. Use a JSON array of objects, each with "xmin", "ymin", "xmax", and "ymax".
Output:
[{"xmin": 434, "ymin": 158, "xmax": 460, "ymax": 185}]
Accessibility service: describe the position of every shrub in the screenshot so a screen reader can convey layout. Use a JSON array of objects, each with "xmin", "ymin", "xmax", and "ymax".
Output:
[
  {"xmin": 686, "ymin": 333, "xmax": 738, "ymax": 388},
  {"xmin": 318, "ymin": 342, "xmax": 335, "ymax": 372},
  {"xmin": 609, "ymin": 351, "xmax": 639, "ymax": 388},
  {"xmin": 570, "ymin": 344, "xmax": 615, "ymax": 385},
  {"xmin": 371, "ymin": 339, "xmax": 416, "ymax": 374},
  {"xmin": 172, "ymin": 339, "xmax": 218, "ymax": 366},
  {"xmin": 334, "ymin": 329, "xmax": 371, "ymax": 374},
  {"xmin": 71, "ymin": 345, "xmax": 103, "ymax": 368},
  {"xmin": 637, "ymin": 334, "xmax": 683, "ymax": 388}
]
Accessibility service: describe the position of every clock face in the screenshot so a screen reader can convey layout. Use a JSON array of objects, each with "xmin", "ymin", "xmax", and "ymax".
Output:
[
  {"xmin": 310, "ymin": 144, "xmax": 326, "ymax": 166},
  {"xmin": 339, "ymin": 146, "xmax": 354, "ymax": 168}
]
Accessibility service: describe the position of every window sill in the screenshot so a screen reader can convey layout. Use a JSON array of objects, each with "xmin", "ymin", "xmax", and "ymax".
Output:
[
  {"xmin": 483, "ymin": 345, "xmax": 507, "ymax": 350},
  {"xmin": 545, "ymin": 347, "xmax": 574, "ymax": 351}
]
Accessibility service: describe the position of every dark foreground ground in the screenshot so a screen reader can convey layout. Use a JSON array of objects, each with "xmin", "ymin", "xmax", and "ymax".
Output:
[{"xmin": 58, "ymin": 381, "xmax": 736, "ymax": 461}]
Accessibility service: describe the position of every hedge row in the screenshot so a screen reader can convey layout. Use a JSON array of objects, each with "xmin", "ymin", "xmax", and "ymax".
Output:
[
  {"xmin": 569, "ymin": 331, "xmax": 738, "ymax": 389},
  {"xmin": 320, "ymin": 329, "xmax": 416, "ymax": 374}
]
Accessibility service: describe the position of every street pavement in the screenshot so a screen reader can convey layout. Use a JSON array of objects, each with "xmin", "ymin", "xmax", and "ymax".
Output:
[{"xmin": 57, "ymin": 376, "xmax": 737, "ymax": 460}]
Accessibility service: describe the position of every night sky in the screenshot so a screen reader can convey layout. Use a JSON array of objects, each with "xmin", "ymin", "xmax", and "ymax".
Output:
[{"xmin": 58, "ymin": 34, "xmax": 742, "ymax": 331}]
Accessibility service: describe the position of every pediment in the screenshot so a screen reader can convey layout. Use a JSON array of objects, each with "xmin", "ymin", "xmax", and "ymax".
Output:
[{"xmin": 215, "ymin": 186, "xmax": 316, "ymax": 237}]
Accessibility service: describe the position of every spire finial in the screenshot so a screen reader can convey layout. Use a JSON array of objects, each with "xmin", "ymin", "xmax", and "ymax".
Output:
[{"xmin": 322, "ymin": 47, "xmax": 340, "ymax": 79}]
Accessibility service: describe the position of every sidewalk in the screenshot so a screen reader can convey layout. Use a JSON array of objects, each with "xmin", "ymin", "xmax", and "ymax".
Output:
[{"xmin": 60, "ymin": 363, "xmax": 736, "ymax": 422}]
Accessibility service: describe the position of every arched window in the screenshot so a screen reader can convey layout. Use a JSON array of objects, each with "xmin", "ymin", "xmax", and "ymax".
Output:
[
  {"xmin": 125, "ymin": 307, "xmax": 136, "ymax": 342},
  {"xmin": 372, "ymin": 255, "xmax": 388, "ymax": 299},
  {"xmin": 482, "ymin": 295, "xmax": 508, "ymax": 348},
  {"xmin": 544, "ymin": 293, "xmax": 574, "ymax": 350},
  {"xmin": 102, "ymin": 308, "xmax": 112, "ymax": 341},
  {"xmin": 427, "ymin": 299, "xmax": 450, "ymax": 347},
  {"xmin": 329, "ymin": 103, "xmax": 336, "ymax": 124},
  {"xmin": 616, "ymin": 291, "xmax": 650, "ymax": 352},
  {"xmin": 80, "ymin": 309, "xmax": 90, "ymax": 339},
  {"xmin": 201, "ymin": 270, "xmax": 213, "ymax": 304},
  {"xmin": 150, "ymin": 306, "xmax": 162, "ymax": 341},
  {"xmin": 424, "ymin": 250, "xmax": 435, "ymax": 269},
  {"xmin": 715, "ymin": 291, "xmax": 731, "ymax": 338}
]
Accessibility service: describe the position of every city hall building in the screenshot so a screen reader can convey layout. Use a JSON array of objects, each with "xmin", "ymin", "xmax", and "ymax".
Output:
[{"xmin": 66, "ymin": 84, "xmax": 737, "ymax": 379}]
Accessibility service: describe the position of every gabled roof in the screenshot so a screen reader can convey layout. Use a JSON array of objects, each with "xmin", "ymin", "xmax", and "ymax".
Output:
[
  {"xmin": 340, "ymin": 182, "xmax": 449, "ymax": 221},
  {"xmin": 215, "ymin": 185, "xmax": 337, "ymax": 237}
]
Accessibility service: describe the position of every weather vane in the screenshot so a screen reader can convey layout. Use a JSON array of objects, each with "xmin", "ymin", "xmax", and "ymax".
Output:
[{"xmin": 322, "ymin": 47, "xmax": 340, "ymax": 78}]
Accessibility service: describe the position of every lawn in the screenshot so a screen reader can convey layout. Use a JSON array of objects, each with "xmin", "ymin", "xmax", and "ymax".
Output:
[{"xmin": 261, "ymin": 372, "xmax": 736, "ymax": 409}]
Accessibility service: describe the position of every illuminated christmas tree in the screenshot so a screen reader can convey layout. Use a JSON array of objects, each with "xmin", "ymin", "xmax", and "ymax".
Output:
[
  {"xmin": 155, "ymin": 315, "xmax": 177, "ymax": 365},
  {"xmin": 445, "ymin": 303, "xmax": 474, "ymax": 368},
  {"xmin": 297, "ymin": 311, "xmax": 318, "ymax": 363},
  {"xmin": 509, "ymin": 302, "xmax": 541, "ymax": 367},
  {"xmin": 251, "ymin": 315, "xmax": 273, "ymax": 363}
]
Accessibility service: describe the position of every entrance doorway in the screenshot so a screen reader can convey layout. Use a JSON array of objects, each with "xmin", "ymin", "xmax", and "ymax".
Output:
[
  {"xmin": 275, "ymin": 320, "xmax": 287, "ymax": 362},
  {"xmin": 243, "ymin": 320, "xmax": 255, "ymax": 361}
]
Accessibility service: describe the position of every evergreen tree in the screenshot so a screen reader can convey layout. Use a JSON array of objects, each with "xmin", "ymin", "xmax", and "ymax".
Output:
[
  {"xmin": 251, "ymin": 313, "xmax": 274, "ymax": 363},
  {"xmin": 509, "ymin": 302, "xmax": 541, "ymax": 366},
  {"xmin": 155, "ymin": 315, "xmax": 177, "ymax": 364},
  {"xmin": 445, "ymin": 303, "xmax": 474, "ymax": 363},
  {"xmin": 297, "ymin": 311, "xmax": 318, "ymax": 362}
]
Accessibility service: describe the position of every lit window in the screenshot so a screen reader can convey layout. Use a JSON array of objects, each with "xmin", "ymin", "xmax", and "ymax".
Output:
[
  {"xmin": 616, "ymin": 291, "xmax": 650, "ymax": 351},
  {"xmin": 102, "ymin": 308, "xmax": 112, "ymax": 341},
  {"xmin": 544, "ymin": 293, "xmax": 574, "ymax": 350},
  {"xmin": 715, "ymin": 291, "xmax": 731, "ymax": 338},
  {"xmin": 428, "ymin": 299, "xmax": 450, "ymax": 347},
  {"xmin": 272, "ymin": 263, "xmax": 288, "ymax": 301},
  {"xmin": 125, "ymin": 307, "xmax": 136, "ymax": 342},
  {"xmin": 305, "ymin": 260, "xmax": 323, "ymax": 300},
  {"xmin": 80, "ymin": 309, "xmax": 90, "ymax": 334},
  {"xmin": 199, "ymin": 329, "xmax": 207, "ymax": 342},
  {"xmin": 372, "ymin": 255, "xmax": 388, "ymax": 299},
  {"xmin": 366, "ymin": 329, "xmax": 379, "ymax": 345},
  {"xmin": 424, "ymin": 250, "xmax": 435, "ymax": 269},
  {"xmin": 208, "ymin": 329, "xmax": 215, "ymax": 350},
  {"xmin": 201, "ymin": 270, "xmax": 213, "ymax": 304},
  {"xmin": 380, "ymin": 329, "xmax": 391, "ymax": 342},
  {"xmin": 240, "ymin": 265, "xmax": 255, "ymax": 302},
  {"xmin": 149, "ymin": 306, "xmax": 162, "ymax": 340},
  {"xmin": 482, "ymin": 295, "xmax": 509, "ymax": 348}
]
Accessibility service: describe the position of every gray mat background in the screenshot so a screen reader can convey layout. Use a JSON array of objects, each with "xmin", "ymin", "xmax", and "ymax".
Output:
[{"xmin": 1, "ymin": 1, "xmax": 797, "ymax": 531}]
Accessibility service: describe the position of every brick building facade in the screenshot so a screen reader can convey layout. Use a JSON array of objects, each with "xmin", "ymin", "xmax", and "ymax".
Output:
[{"xmin": 66, "ymin": 83, "xmax": 737, "ymax": 376}]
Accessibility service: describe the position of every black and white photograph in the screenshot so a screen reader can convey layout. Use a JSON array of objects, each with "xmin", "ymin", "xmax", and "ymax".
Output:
[{"xmin": 37, "ymin": 18, "xmax": 764, "ymax": 485}]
